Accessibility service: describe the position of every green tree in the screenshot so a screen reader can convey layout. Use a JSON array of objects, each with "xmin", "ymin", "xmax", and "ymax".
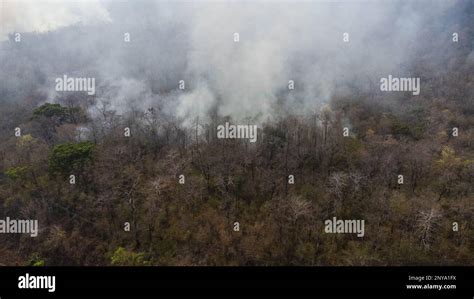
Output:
[
  {"xmin": 32, "ymin": 103, "xmax": 83, "ymax": 125},
  {"xmin": 110, "ymin": 247, "xmax": 151, "ymax": 266},
  {"xmin": 49, "ymin": 141, "xmax": 95, "ymax": 175},
  {"xmin": 33, "ymin": 103, "xmax": 68, "ymax": 119}
]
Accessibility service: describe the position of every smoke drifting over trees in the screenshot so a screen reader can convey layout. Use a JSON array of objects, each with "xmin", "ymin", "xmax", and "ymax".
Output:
[
  {"xmin": 0, "ymin": 1, "xmax": 472, "ymax": 266},
  {"xmin": 1, "ymin": 0, "xmax": 471, "ymax": 121}
]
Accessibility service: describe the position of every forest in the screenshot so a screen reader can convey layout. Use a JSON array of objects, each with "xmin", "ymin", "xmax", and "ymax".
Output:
[
  {"xmin": 0, "ymin": 0, "xmax": 472, "ymax": 266},
  {"xmin": 0, "ymin": 75, "xmax": 472, "ymax": 266}
]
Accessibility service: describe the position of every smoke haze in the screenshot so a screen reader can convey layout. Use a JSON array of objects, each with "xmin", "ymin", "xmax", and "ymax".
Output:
[{"xmin": 0, "ymin": 0, "xmax": 468, "ymax": 123}]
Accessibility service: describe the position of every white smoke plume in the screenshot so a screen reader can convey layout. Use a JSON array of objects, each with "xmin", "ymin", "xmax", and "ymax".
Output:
[{"xmin": 0, "ymin": 0, "xmax": 464, "ymax": 124}]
